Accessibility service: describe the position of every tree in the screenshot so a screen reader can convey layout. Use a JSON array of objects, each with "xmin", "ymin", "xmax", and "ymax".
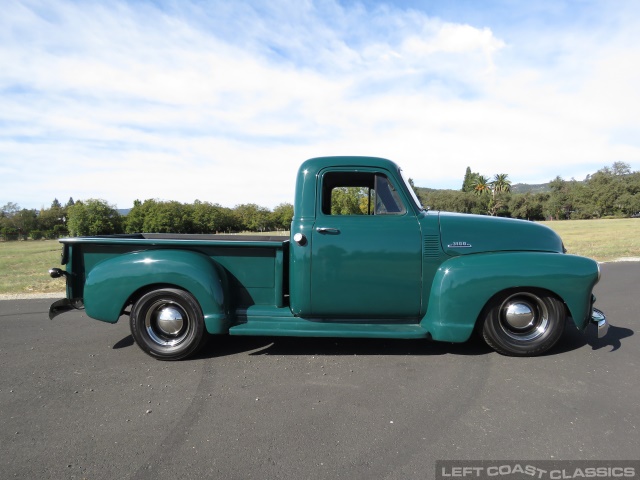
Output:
[
  {"xmin": 509, "ymin": 193, "xmax": 547, "ymax": 221},
  {"xmin": 418, "ymin": 189, "xmax": 463, "ymax": 212},
  {"xmin": 616, "ymin": 192, "xmax": 640, "ymax": 216},
  {"xmin": 612, "ymin": 161, "xmax": 631, "ymax": 176},
  {"xmin": 192, "ymin": 201, "xmax": 237, "ymax": 233},
  {"xmin": 142, "ymin": 201, "xmax": 193, "ymax": 233},
  {"xmin": 38, "ymin": 199, "xmax": 66, "ymax": 233},
  {"xmin": 1, "ymin": 202, "xmax": 20, "ymax": 218},
  {"xmin": 0, "ymin": 204, "xmax": 40, "ymax": 239},
  {"xmin": 330, "ymin": 187, "xmax": 369, "ymax": 215},
  {"xmin": 67, "ymin": 199, "xmax": 123, "ymax": 236},
  {"xmin": 14, "ymin": 209, "xmax": 39, "ymax": 238},
  {"xmin": 270, "ymin": 203, "xmax": 294, "ymax": 231},
  {"xmin": 461, "ymin": 167, "xmax": 478, "ymax": 193},
  {"xmin": 1, "ymin": 203, "xmax": 20, "ymax": 239},
  {"xmin": 567, "ymin": 181, "xmax": 595, "ymax": 219},
  {"xmin": 546, "ymin": 176, "xmax": 572, "ymax": 220},
  {"xmin": 491, "ymin": 174, "xmax": 511, "ymax": 194},
  {"xmin": 234, "ymin": 204, "xmax": 273, "ymax": 232},
  {"xmin": 125, "ymin": 199, "xmax": 147, "ymax": 233},
  {"xmin": 472, "ymin": 175, "xmax": 492, "ymax": 199},
  {"xmin": 488, "ymin": 173, "xmax": 511, "ymax": 216}
]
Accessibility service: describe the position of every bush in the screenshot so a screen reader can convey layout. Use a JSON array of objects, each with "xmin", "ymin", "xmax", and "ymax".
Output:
[
  {"xmin": 52, "ymin": 225, "xmax": 68, "ymax": 238},
  {"xmin": 1, "ymin": 227, "xmax": 19, "ymax": 241}
]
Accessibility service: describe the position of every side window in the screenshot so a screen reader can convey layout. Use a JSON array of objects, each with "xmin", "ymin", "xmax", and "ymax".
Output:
[{"xmin": 321, "ymin": 171, "xmax": 406, "ymax": 216}]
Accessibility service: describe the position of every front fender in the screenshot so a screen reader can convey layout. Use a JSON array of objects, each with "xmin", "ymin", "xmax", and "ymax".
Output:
[
  {"xmin": 84, "ymin": 249, "xmax": 230, "ymax": 334},
  {"xmin": 421, "ymin": 252, "xmax": 600, "ymax": 342}
]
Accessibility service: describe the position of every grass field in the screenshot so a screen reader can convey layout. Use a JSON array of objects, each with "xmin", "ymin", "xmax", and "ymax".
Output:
[
  {"xmin": 540, "ymin": 218, "xmax": 640, "ymax": 261},
  {"xmin": 0, "ymin": 240, "xmax": 66, "ymax": 296},
  {"xmin": 1, "ymin": 219, "xmax": 639, "ymax": 295}
]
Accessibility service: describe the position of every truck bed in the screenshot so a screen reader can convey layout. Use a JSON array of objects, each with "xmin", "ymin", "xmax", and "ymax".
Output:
[{"xmin": 60, "ymin": 233, "xmax": 291, "ymax": 315}]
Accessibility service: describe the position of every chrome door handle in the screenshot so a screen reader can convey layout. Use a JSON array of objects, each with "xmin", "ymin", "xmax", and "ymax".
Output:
[{"xmin": 316, "ymin": 227, "xmax": 340, "ymax": 234}]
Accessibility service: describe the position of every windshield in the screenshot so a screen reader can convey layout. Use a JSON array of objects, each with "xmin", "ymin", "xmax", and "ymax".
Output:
[{"xmin": 399, "ymin": 168, "xmax": 424, "ymax": 211}]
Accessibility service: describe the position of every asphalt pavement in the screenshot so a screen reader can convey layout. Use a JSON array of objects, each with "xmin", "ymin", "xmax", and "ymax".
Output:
[{"xmin": 1, "ymin": 262, "xmax": 638, "ymax": 480}]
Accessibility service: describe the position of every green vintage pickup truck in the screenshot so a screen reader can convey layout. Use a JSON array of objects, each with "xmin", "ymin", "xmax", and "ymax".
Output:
[{"xmin": 49, "ymin": 156, "xmax": 608, "ymax": 360}]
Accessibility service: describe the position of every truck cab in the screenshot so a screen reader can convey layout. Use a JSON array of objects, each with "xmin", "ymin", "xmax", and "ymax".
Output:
[{"xmin": 290, "ymin": 157, "xmax": 425, "ymax": 318}]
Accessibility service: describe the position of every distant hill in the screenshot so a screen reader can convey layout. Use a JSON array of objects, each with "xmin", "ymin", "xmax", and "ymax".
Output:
[{"xmin": 117, "ymin": 208, "xmax": 131, "ymax": 216}]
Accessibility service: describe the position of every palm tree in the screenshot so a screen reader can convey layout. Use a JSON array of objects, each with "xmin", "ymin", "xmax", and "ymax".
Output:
[
  {"xmin": 489, "ymin": 173, "xmax": 511, "ymax": 216},
  {"xmin": 473, "ymin": 175, "xmax": 492, "ymax": 195},
  {"xmin": 491, "ymin": 173, "xmax": 511, "ymax": 194}
]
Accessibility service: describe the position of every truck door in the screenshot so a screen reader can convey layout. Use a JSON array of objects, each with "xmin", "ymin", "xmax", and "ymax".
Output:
[{"xmin": 310, "ymin": 168, "xmax": 422, "ymax": 318}]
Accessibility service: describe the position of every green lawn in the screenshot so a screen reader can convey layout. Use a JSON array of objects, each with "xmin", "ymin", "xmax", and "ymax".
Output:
[
  {"xmin": 0, "ymin": 240, "xmax": 66, "ymax": 295},
  {"xmin": 1, "ymin": 220, "xmax": 638, "ymax": 295},
  {"xmin": 539, "ymin": 218, "xmax": 640, "ymax": 262}
]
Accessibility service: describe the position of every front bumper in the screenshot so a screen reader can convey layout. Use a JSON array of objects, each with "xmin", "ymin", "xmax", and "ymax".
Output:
[{"xmin": 591, "ymin": 308, "xmax": 609, "ymax": 338}]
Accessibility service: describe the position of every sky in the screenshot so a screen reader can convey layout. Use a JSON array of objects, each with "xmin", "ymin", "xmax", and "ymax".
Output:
[{"xmin": 2, "ymin": 0, "xmax": 640, "ymax": 211}]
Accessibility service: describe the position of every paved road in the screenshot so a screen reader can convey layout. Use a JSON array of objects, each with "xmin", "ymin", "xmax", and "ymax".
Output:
[{"xmin": 1, "ymin": 263, "xmax": 638, "ymax": 480}]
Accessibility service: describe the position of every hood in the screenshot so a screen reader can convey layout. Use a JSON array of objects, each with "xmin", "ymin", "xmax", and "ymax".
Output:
[{"xmin": 438, "ymin": 212, "xmax": 564, "ymax": 256}]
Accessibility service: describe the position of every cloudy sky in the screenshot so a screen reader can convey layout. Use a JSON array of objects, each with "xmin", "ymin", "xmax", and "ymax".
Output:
[{"xmin": 2, "ymin": 0, "xmax": 639, "ymax": 211}]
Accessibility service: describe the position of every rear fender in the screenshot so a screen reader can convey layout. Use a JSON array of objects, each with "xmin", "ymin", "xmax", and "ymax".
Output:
[
  {"xmin": 421, "ymin": 252, "xmax": 600, "ymax": 342},
  {"xmin": 84, "ymin": 249, "xmax": 230, "ymax": 334}
]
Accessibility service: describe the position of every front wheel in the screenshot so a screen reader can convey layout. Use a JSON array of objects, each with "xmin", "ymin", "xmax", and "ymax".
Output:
[
  {"xmin": 481, "ymin": 289, "xmax": 566, "ymax": 356},
  {"xmin": 130, "ymin": 288, "xmax": 208, "ymax": 360}
]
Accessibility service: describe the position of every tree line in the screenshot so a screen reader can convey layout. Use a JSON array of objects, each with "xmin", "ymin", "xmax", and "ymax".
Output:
[
  {"xmin": 416, "ymin": 161, "xmax": 640, "ymax": 220},
  {"xmin": 2, "ymin": 161, "xmax": 639, "ymax": 240},
  {"xmin": 1, "ymin": 198, "xmax": 72, "ymax": 241},
  {"xmin": 1, "ymin": 198, "xmax": 294, "ymax": 239}
]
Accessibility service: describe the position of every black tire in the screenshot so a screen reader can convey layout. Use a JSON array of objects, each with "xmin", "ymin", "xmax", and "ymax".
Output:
[
  {"xmin": 130, "ymin": 288, "xmax": 208, "ymax": 360},
  {"xmin": 481, "ymin": 289, "xmax": 566, "ymax": 356}
]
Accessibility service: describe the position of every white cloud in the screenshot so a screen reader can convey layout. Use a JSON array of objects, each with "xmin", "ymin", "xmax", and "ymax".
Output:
[{"xmin": 1, "ymin": 0, "xmax": 639, "ymax": 210}]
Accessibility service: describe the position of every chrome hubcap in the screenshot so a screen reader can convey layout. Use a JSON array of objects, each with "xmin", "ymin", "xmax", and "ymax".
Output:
[
  {"xmin": 504, "ymin": 302, "xmax": 535, "ymax": 329},
  {"xmin": 499, "ymin": 293, "xmax": 549, "ymax": 341},
  {"xmin": 156, "ymin": 307, "xmax": 184, "ymax": 335},
  {"xmin": 145, "ymin": 300, "xmax": 189, "ymax": 347}
]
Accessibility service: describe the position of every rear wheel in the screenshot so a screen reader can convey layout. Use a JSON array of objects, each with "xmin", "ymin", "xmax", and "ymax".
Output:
[
  {"xmin": 481, "ymin": 289, "xmax": 565, "ymax": 356},
  {"xmin": 130, "ymin": 288, "xmax": 208, "ymax": 360}
]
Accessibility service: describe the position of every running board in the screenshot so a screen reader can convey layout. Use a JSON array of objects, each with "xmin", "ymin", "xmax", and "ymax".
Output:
[{"xmin": 229, "ymin": 318, "xmax": 428, "ymax": 339}]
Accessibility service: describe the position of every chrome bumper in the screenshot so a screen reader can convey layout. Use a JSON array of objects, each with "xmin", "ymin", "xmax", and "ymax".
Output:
[{"xmin": 591, "ymin": 308, "xmax": 609, "ymax": 338}]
